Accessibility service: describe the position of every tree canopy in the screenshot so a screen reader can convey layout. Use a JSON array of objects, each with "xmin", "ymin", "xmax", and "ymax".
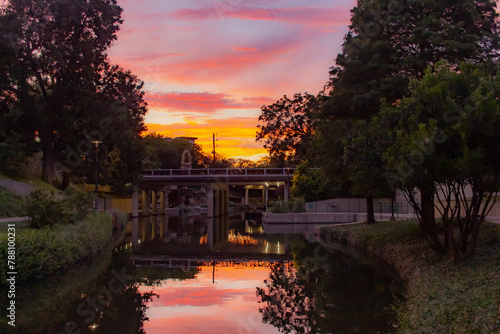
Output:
[
  {"xmin": 256, "ymin": 93, "xmax": 320, "ymax": 166},
  {"xmin": 379, "ymin": 62, "xmax": 500, "ymax": 258},
  {"xmin": 0, "ymin": 0, "xmax": 147, "ymax": 190},
  {"xmin": 313, "ymin": 0, "xmax": 500, "ymax": 223}
]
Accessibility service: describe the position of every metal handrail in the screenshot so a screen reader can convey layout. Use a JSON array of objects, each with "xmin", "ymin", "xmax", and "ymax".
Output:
[{"xmin": 141, "ymin": 168, "xmax": 295, "ymax": 177}]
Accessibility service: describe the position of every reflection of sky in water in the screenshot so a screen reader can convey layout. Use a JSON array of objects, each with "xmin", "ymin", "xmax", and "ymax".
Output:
[{"xmin": 139, "ymin": 266, "xmax": 282, "ymax": 334}]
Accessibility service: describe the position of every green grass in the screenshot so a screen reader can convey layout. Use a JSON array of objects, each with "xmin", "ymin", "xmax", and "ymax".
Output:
[
  {"xmin": 322, "ymin": 220, "xmax": 500, "ymax": 334},
  {"xmin": 0, "ymin": 186, "xmax": 27, "ymax": 218},
  {"xmin": 0, "ymin": 213, "xmax": 113, "ymax": 282}
]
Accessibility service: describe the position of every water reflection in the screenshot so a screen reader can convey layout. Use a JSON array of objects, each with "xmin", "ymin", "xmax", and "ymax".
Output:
[
  {"xmin": 257, "ymin": 241, "xmax": 404, "ymax": 334},
  {"xmin": 128, "ymin": 213, "xmax": 288, "ymax": 256},
  {"xmin": 136, "ymin": 262, "xmax": 289, "ymax": 334},
  {"xmin": 0, "ymin": 212, "xmax": 403, "ymax": 334}
]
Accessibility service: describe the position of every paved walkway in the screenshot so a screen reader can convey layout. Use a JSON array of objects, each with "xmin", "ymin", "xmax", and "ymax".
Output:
[
  {"xmin": 0, "ymin": 177, "xmax": 36, "ymax": 197},
  {"xmin": 0, "ymin": 216, "xmax": 29, "ymax": 224}
]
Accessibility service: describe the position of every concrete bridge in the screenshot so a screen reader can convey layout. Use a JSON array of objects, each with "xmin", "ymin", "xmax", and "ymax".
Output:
[{"xmin": 133, "ymin": 168, "xmax": 295, "ymax": 218}]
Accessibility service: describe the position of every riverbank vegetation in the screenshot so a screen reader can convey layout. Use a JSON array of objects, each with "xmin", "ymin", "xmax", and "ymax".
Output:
[
  {"xmin": 321, "ymin": 221, "xmax": 500, "ymax": 333},
  {"xmin": 0, "ymin": 186, "xmax": 26, "ymax": 218},
  {"xmin": 0, "ymin": 213, "xmax": 113, "ymax": 283}
]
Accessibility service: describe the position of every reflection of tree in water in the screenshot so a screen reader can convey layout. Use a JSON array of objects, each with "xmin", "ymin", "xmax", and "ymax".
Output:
[
  {"xmin": 91, "ymin": 284, "xmax": 157, "ymax": 334},
  {"xmin": 257, "ymin": 239, "xmax": 402, "ymax": 334},
  {"xmin": 257, "ymin": 262, "xmax": 317, "ymax": 334}
]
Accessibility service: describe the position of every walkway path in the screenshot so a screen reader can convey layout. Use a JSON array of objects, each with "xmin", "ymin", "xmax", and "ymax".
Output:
[
  {"xmin": 0, "ymin": 177, "xmax": 36, "ymax": 196},
  {"xmin": 0, "ymin": 216, "xmax": 29, "ymax": 224}
]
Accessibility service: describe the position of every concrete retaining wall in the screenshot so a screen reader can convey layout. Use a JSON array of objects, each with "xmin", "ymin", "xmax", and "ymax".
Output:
[{"xmin": 262, "ymin": 212, "xmax": 364, "ymax": 224}]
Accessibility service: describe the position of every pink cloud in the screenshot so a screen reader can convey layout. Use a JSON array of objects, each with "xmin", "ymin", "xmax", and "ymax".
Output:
[
  {"xmin": 231, "ymin": 46, "xmax": 259, "ymax": 52},
  {"xmin": 127, "ymin": 52, "xmax": 186, "ymax": 62},
  {"xmin": 146, "ymin": 92, "xmax": 275, "ymax": 113},
  {"xmin": 172, "ymin": 5, "xmax": 351, "ymax": 28}
]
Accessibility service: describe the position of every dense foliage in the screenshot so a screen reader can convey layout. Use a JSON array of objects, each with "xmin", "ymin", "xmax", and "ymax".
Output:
[
  {"xmin": 26, "ymin": 187, "xmax": 95, "ymax": 228},
  {"xmin": 379, "ymin": 62, "xmax": 500, "ymax": 258},
  {"xmin": 256, "ymin": 93, "xmax": 320, "ymax": 166},
  {"xmin": 315, "ymin": 0, "xmax": 500, "ymax": 224},
  {"xmin": 0, "ymin": 0, "xmax": 147, "ymax": 191},
  {"xmin": 0, "ymin": 213, "xmax": 112, "ymax": 282}
]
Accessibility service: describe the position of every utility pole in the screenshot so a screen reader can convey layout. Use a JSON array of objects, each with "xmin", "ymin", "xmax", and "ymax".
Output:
[{"xmin": 212, "ymin": 133, "xmax": 217, "ymax": 165}]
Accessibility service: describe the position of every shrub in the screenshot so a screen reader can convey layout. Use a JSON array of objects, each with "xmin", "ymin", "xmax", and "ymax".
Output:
[
  {"xmin": 25, "ymin": 187, "xmax": 95, "ymax": 228},
  {"xmin": 0, "ymin": 213, "xmax": 112, "ymax": 282}
]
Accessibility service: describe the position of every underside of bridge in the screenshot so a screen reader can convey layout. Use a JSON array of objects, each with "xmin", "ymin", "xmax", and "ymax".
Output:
[{"xmin": 132, "ymin": 181, "xmax": 290, "ymax": 218}]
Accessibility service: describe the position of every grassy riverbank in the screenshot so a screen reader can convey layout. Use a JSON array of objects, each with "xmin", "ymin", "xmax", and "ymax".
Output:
[
  {"xmin": 0, "ymin": 213, "xmax": 113, "ymax": 282},
  {"xmin": 0, "ymin": 186, "xmax": 26, "ymax": 218},
  {"xmin": 321, "ymin": 220, "xmax": 500, "ymax": 334}
]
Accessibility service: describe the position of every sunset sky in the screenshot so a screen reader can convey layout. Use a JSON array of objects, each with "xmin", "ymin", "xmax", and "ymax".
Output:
[{"xmin": 109, "ymin": 0, "xmax": 356, "ymax": 160}]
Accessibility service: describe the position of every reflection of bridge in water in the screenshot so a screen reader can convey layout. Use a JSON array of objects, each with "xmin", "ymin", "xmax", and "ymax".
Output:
[
  {"xmin": 131, "ymin": 256, "xmax": 292, "ymax": 270},
  {"xmin": 128, "ymin": 213, "xmax": 291, "ymax": 254},
  {"xmin": 133, "ymin": 168, "xmax": 295, "ymax": 218}
]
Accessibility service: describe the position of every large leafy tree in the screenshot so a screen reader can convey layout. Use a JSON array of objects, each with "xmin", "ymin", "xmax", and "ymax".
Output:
[
  {"xmin": 381, "ymin": 63, "xmax": 500, "ymax": 258},
  {"xmin": 316, "ymin": 0, "xmax": 500, "ymax": 223},
  {"xmin": 0, "ymin": 0, "xmax": 147, "ymax": 186},
  {"xmin": 256, "ymin": 93, "xmax": 320, "ymax": 166}
]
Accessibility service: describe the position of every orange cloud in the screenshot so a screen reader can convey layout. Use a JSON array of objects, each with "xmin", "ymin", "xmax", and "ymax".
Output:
[
  {"xmin": 146, "ymin": 92, "xmax": 275, "ymax": 113},
  {"xmin": 146, "ymin": 117, "xmax": 268, "ymax": 159}
]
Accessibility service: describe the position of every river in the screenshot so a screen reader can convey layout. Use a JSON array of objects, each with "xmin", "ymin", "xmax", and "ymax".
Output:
[{"xmin": 0, "ymin": 212, "xmax": 404, "ymax": 334}]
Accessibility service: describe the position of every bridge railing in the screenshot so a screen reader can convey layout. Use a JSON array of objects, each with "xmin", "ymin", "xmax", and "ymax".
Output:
[{"xmin": 141, "ymin": 168, "xmax": 295, "ymax": 177}]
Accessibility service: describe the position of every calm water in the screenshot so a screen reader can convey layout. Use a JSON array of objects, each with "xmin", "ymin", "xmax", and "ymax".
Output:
[{"xmin": 0, "ymin": 213, "xmax": 404, "ymax": 334}]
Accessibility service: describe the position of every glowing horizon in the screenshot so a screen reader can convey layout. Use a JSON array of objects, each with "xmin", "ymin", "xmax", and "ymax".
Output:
[{"xmin": 109, "ymin": 0, "xmax": 355, "ymax": 159}]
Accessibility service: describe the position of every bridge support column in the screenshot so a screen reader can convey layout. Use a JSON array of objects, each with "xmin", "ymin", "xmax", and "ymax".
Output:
[
  {"xmin": 151, "ymin": 215, "xmax": 157, "ymax": 239},
  {"xmin": 132, "ymin": 186, "xmax": 139, "ymax": 218},
  {"xmin": 142, "ymin": 190, "xmax": 149, "ymax": 216},
  {"xmin": 132, "ymin": 217, "xmax": 138, "ymax": 249},
  {"xmin": 160, "ymin": 191, "xmax": 165, "ymax": 214},
  {"xmin": 159, "ymin": 215, "xmax": 165, "ymax": 237},
  {"xmin": 244, "ymin": 187, "xmax": 249, "ymax": 205},
  {"xmin": 207, "ymin": 183, "xmax": 229, "ymax": 218},
  {"xmin": 215, "ymin": 187, "xmax": 220, "ymax": 217},
  {"xmin": 265, "ymin": 186, "xmax": 268, "ymax": 207},
  {"xmin": 152, "ymin": 190, "xmax": 157, "ymax": 215},
  {"xmin": 141, "ymin": 216, "xmax": 148, "ymax": 242},
  {"xmin": 284, "ymin": 181, "xmax": 289, "ymax": 202},
  {"xmin": 261, "ymin": 187, "xmax": 265, "ymax": 206}
]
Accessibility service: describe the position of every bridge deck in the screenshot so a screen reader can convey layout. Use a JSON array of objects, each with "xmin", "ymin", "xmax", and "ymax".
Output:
[{"xmin": 141, "ymin": 168, "xmax": 295, "ymax": 184}]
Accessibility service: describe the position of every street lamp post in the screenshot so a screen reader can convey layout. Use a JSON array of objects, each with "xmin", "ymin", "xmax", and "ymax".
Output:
[
  {"xmin": 80, "ymin": 154, "xmax": 87, "ymax": 190},
  {"xmin": 91, "ymin": 140, "xmax": 102, "ymax": 210}
]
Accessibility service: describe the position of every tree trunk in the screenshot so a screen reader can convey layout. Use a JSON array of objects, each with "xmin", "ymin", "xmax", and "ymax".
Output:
[
  {"xmin": 420, "ymin": 186, "xmax": 445, "ymax": 253},
  {"xmin": 366, "ymin": 195, "xmax": 375, "ymax": 224}
]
